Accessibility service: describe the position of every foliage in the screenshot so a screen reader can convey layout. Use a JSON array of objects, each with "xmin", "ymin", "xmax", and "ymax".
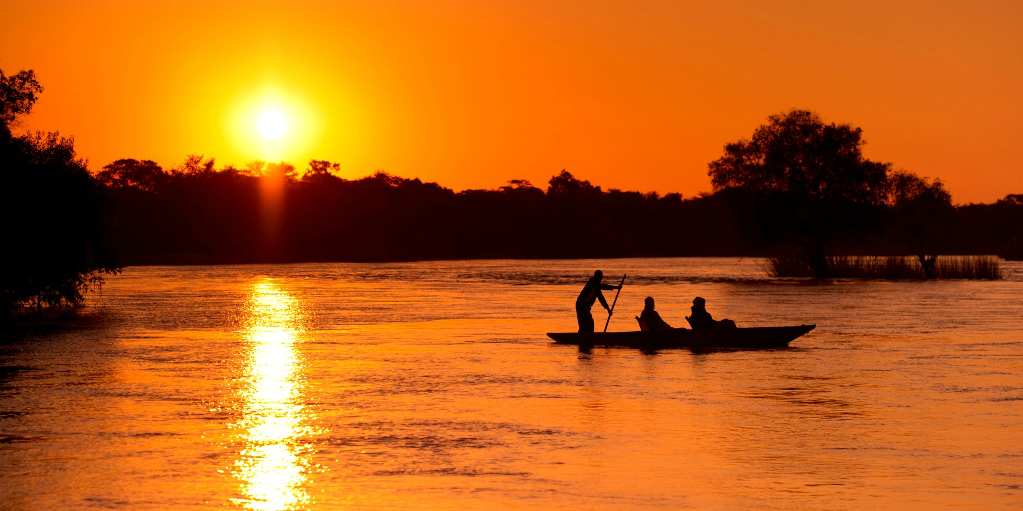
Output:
[
  {"xmin": 96, "ymin": 159, "xmax": 167, "ymax": 192},
  {"xmin": 547, "ymin": 170, "xmax": 601, "ymax": 195},
  {"xmin": 0, "ymin": 69, "xmax": 44, "ymax": 126},
  {"xmin": 501, "ymin": 179, "xmax": 536, "ymax": 191},
  {"xmin": 708, "ymin": 109, "xmax": 891, "ymax": 277},
  {"xmin": 884, "ymin": 171, "xmax": 955, "ymax": 278},
  {"xmin": 1002, "ymin": 237, "xmax": 1023, "ymax": 261},
  {"xmin": 175, "ymin": 154, "xmax": 216, "ymax": 176},
  {"xmin": 933, "ymin": 256, "xmax": 1002, "ymax": 280},
  {"xmin": 90, "ymin": 148, "xmax": 1021, "ymax": 269},
  {"xmin": 305, "ymin": 160, "xmax": 341, "ymax": 180},
  {"xmin": 993, "ymin": 195, "xmax": 1023, "ymax": 260},
  {"xmin": 1, "ymin": 68, "xmax": 120, "ymax": 312},
  {"xmin": 766, "ymin": 255, "xmax": 1001, "ymax": 280},
  {"xmin": 956, "ymin": 194, "xmax": 1023, "ymax": 259},
  {"xmin": 98, "ymin": 160, "xmax": 755, "ymax": 263}
]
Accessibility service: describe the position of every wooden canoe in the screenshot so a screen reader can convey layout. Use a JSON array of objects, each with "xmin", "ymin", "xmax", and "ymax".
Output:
[{"xmin": 547, "ymin": 324, "xmax": 815, "ymax": 351}]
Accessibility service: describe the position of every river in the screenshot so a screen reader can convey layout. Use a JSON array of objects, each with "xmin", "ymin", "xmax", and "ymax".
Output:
[{"xmin": 2, "ymin": 258, "xmax": 1021, "ymax": 510}]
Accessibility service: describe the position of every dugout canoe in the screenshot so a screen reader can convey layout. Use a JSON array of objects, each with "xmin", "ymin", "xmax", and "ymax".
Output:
[{"xmin": 546, "ymin": 324, "xmax": 815, "ymax": 350}]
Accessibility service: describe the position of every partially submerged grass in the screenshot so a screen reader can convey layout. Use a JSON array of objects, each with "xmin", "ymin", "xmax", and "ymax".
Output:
[
  {"xmin": 766, "ymin": 255, "xmax": 1003, "ymax": 280},
  {"xmin": 933, "ymin": 255, "xmax": 1003, "ymax": 280}
]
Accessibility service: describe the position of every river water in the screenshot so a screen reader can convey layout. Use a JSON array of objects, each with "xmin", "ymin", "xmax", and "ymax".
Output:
[{"xmin": 2, "ymin": 258, "xmax": 1022, "ymax": 510}]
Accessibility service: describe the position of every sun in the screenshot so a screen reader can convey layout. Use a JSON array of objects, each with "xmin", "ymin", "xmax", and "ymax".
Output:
[{"xmin": 257, "ymin": 109, "xmax": 288, "ymax": 140}]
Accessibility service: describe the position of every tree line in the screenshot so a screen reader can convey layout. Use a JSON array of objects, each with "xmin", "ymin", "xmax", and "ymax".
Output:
[
  {"xmin": 95, "ymin": 156, "xmax": 1022, "ymax": 267},
  {"xmin": 93, "ymin": 110, "xmax": 1023, "ymax": 278},
  {"xmin": 3, "ymin": 68, "xmax": 1022, "ymax": 311}
]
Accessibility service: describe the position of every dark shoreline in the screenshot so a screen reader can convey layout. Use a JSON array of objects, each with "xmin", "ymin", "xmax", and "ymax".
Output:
[{"xmin": 115, "ymin": 253, "xmax": 1014, "ymax": 267}]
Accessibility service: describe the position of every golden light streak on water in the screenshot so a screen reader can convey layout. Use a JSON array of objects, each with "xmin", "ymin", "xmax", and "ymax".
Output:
[{"xmin": 232, "ymin": 281, "xmax": 311, "ymax": 511}]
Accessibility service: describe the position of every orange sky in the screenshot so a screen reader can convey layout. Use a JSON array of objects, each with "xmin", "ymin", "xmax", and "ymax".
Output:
[{"xmin": 2, "ymin": 0, "xmax": 1021, "ymax": 203}]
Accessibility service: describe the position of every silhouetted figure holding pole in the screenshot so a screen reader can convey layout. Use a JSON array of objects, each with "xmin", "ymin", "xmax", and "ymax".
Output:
[
  {"xmin": 576, "ymin": 270, "xmax": 622, "ymax": 333},
  {"xmin": 638, "ymin": 296, "xmax": 672, "ymax": 331}
]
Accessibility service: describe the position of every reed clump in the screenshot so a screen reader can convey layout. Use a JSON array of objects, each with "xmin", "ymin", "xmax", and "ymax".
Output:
[
  {"xmin": 766, "ymin": 255, "xmax": 1003, "ymax": 280},
  {"xmin": 933, "ymin": 256, "xmax": 1003, "ymax": 280}
]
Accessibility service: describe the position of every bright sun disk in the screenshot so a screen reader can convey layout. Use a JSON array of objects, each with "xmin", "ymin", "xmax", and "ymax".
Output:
[{"xmin": 257, "ymin": 110, "xmax": 288, "ymax": 140}]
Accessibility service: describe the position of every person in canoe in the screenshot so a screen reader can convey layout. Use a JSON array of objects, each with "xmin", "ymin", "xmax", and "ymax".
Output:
[
  {"xmin": 687, "ymin": 296, "xmax": 736, "ymax": 329},
  {"xmin": 638, "ymin": 296, "xmax": 673, "ymax": 331},
  {"xmin": 576, "ymin": 270, "xmax": 623, "ymax": 333}
]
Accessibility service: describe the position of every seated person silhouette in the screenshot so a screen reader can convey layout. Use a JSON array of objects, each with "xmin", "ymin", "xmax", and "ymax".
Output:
[
  {"xmin": 636, "ymin": 297, "xmax": 672, "ymax": 331},
  {"xmin": 686, "ymin": 296, "xmax": 736, "ymax": 329}
]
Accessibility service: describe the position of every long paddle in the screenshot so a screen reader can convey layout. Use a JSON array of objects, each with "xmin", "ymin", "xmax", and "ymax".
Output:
[{"xmin": 603, "ymin": 273, "xmax": 626, "ymax": 333}]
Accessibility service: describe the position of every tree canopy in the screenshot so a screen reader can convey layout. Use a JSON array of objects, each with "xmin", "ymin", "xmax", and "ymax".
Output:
[
  {"xmin": 708, "ymin": 109, "xmax": 893, "ymax": 276},
  {"xmin": 97, "ymin": 159, "xmax": 167, "ymax": 192},
  {"xmin": 884, "ymin": 171, "xmax": 954, "ymax": 277},
  {"xmin": 709, "ymin": 110, "xmax": 890, "ymax": 205},
  {"xmin": 1, "ymin": 68, "xmax": 119, "ymax": 313},
  {"xmin": 0, "ymin": 69, "xmax": 44, "ymax": 127}
]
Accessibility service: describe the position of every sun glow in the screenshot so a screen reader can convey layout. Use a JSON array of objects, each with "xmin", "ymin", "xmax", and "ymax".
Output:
[
  {"xmin": 224, "ymin": 84, "xmax": 329, "ymax": 163},
  {"xmin": 257, "ymin": 110, "xmax": 289, "ymax": 140}
]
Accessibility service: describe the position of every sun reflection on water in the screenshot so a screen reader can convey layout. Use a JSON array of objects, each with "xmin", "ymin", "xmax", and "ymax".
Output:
[{"xmin": 233, "ymin": 281, "xmax": 311, "ymax": 511}]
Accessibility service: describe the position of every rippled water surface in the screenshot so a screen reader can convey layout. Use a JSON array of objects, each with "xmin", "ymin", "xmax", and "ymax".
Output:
[{"xmin": 2, "ymin": 258, "xmax": 1022, "ymax": 510}]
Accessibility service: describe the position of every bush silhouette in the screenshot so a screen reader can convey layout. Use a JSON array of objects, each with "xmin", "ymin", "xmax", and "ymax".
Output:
[{"xmin": 1, "ymin": 68, "xmax": 120, "ymax": 312}]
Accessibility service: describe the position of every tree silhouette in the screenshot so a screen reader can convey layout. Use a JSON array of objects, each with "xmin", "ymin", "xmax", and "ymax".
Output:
[
  {"xmin": 90, "ymin": 152, "xmax": 1019, "ymax": 270},
  {"xmin": 176, "ymin": 154, "xmax": 216, "ymax": 176},
  {"xmin": 96, "ymin": 158, "xmax": 168, "ymax": 192},
  {"xmin": 265, "ymin": 161, "xmax": 297, "ymax": 180},
  {"xmin": 245, "ymin": 160, "xmax": 267, "ymax": 176},
  {"xmin": 1, "ymin": 68, "xmax": 119, "ymax": 312},
  {"xmin": 0, "ymin": 69, "xmax": 44, "ymax": 126},
  {"xmin": 500, "ymin": 179, "xmax": 537, "ymax": 192},
  {"xmin": 994, "ymin": 194, "xmax": 1023, "ymax": 261},
  {"xmin": 547, "ymin": 170, "xmax": 601, "ymax": 195},
  {"xmin": 885, "ymin": 171, "xmax": 954, "ymax": 278},
  {"xmin": 708, "ymin": 109, "xmax": 891, "ymax": 277},
  {"xmin": 305, "ymin": 159, "xmax": 341, "ymax": 180}
]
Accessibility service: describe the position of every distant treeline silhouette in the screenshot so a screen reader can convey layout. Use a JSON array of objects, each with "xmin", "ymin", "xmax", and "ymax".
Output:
[
  {"xmin": 4, "ymin": 67, "xmax": 1023, "ymax": 311},
  {"xmin": 95, "ymin": 157, "xmax": 1023, "ymax": 269},
  {"xmin": 100, "ymin": 162, "xmax": 750, "ymax": 263},
  {"xmin": 94, "ymin": 111, "xmax": 1023, "ymax": 276}
]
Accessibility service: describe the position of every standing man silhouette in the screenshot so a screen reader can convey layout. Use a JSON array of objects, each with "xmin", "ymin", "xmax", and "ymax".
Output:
[{"xmin": 576, "ymin": 270, "xmax": 622, "ymax": 333}]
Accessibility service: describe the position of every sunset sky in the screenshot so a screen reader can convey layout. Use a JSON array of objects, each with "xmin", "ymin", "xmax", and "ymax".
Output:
[{"xmin": 2, "ymin": 0, "xmax": 1020, "ymax": 203}]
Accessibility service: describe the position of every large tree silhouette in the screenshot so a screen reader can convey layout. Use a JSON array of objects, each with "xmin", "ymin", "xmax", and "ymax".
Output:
[
  {"xmin": 1, "ymin": 68, "xmax": 119, "ymax": 312},
  {"xmin": 708, "ymin": 109, "xmax": 891, "ymax": 277}
]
